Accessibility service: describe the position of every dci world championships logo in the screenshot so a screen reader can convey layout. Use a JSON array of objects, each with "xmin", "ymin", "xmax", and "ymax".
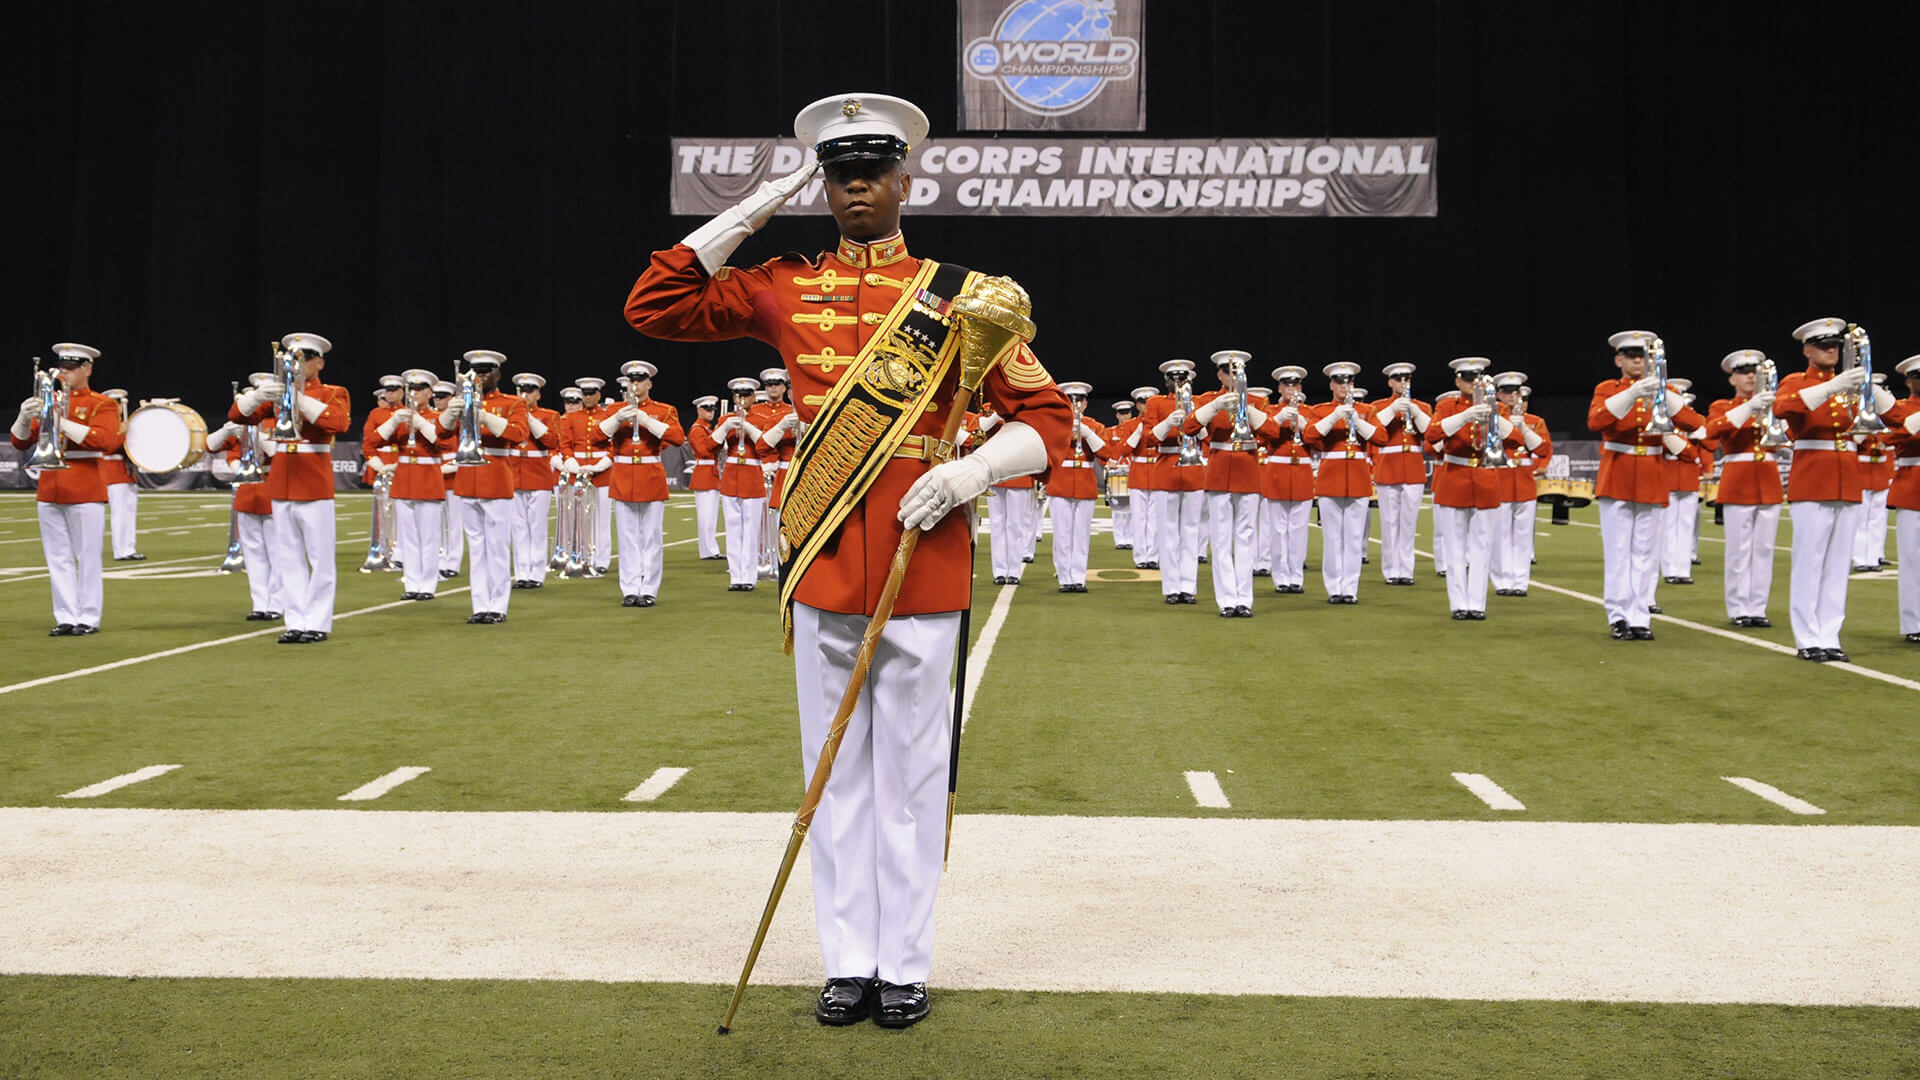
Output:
[{"xmin": 965, "ymin": 1, "xmax": 1140, "ymax": 117}]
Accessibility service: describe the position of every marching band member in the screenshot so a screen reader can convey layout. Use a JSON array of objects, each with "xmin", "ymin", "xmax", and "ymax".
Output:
[
  {"xmin": 11, "ymin": 343, "xmax": 120, "ymax": 635},
  {"xmin": 1704, "ymin": 349, "xmax": 1784, "ymax": 627},
  {"xmin": 716, "ymin": 377, "xmax": 766, "ymax": 590},
  {"xmin": 1588, "ymin": 330, "xmax": 1706, "ymax": 641},
  {"xmin": 1142, "ymin": 359, "xmax": 1206, "ymax": 604},
  {"xmin": 1187, "ymin": 352, "xmax": 1268, "ymax": 616},
  {"xmin": 1051, "ymin": 381, "xmax": 1104, "ymax": 592},
  {"xmin": 432, "ymin": 381, "xmax": 465, "ymax": 579},
  {"xmin": 1244, "ymin": 387, "xmax": 1273, "ymax": 578},
  {"xmin": 441, "ymin": 351, "xmax": 530, "ymax": 623},
  {"xmin": 381, "ymin": 370, "xmax": 454, "ymax": 600},
  {"xmin": 1122, "ymin": 385, "xmax": 1161, "ymax": 568},
  {"xmin": 626, "ymin": 91, "xmax": 1069, "ymax": 1027},
  {"xmin": 98, "ymin": 388, "xmax": 144, "ymax": 561},
  {"xmin": 1775, "ymin": 317, "xmax": 1894, "ymax": 661},
  {"xmin": 1491, "ymin": 371, "xmax": 1550, "ymax": 596},
  {"xmin": 752, "ymin": 367, "xmax": 800, "ymax": 577},
  {"xmin": 1305, "ymin": 361, "xmax": 1382, "ymax": 604},
  {"xmin": 1855, "ymin": 373, "xmax": 1895, "ymax": 572},
  {"xmin": 570, "ymin": 376, "xmax": 616, "ymax": 574},
  {"xmin": 510, "ymin": 373, "xmax": 561, "ymax": 589},
  {"xmin": 687, "ymin": 395, "xmax": 725, "ymax": 559},
  {"xmin": 231, "ymin": 332, "xmax": 350, "ymax": 644},
  {"xmin": 1372, "ymin": 363, "xmax": 1430, "ymax": 585},
  {"xmin": 1430, "ymin": 358, "xmax": 1502, "ymax": 619},
  {"xmin": 1886, "ymin": 356, "xmax": 1920, "ymax": 644},
  {"xmin": 1107, "ymin": 398, "xmax": 1135, "ymax": 550},
  {"xmin": 361, "ymin": 375, "xmax": 403, "ymax": 489},
  {"xmin": 1429, "ymin": 389, "xmax": 1460, "ymax": 576},
  {"xmin": 1256, "ymin": 366, "xmax": 1314, "ymax": 594},
  {"xmin": 1657, "ymin": 379, "xmax": 1701, "ymax": 586},
  {"xmin": 604, "ymin": 359, "xmax": 685, "ymax": 607},
  {"xmin": 208, "ymin": 396, "xmax": 284, "ymax": 619}
]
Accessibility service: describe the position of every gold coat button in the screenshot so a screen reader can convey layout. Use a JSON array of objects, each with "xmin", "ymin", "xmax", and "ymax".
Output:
[{"xmin": 860, "ymin": 312, "xmax": 884, "ymax": 325}]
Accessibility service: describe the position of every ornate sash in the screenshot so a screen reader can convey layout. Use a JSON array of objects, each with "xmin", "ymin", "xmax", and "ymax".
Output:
[{"xmin": 777, "ymin": 258, "xmax": 976, "ymax": 648}]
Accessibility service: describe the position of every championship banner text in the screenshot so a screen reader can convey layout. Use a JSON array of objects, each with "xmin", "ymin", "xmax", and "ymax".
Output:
[{"xmin": 670, "ymin": 137, "xmax": 1438, "ymax": 218}]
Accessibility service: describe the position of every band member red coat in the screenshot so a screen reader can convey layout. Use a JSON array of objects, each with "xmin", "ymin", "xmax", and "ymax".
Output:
[
  {"xmin": 362, "ymin": 403, "xmax": 397, "ymax": 486},
  {"xmin": 749, "ymin": 399, "xmax": 798, "ymax": 508},
  {"xmin": 377, "ymin": 409, "xmax": 454, "ymax": 501},
  {"xmin": 1304, "ymin": 400, "xmax": 1385, "ymax": 499},
  {"xmin": 1253, "ymin": 411, "xmax": 1316, "ymax": 501},
  {"xmin": 1586, "ymin": 379, "xmax": 1704, "ymax": 505},
  {"xmin": 12, "ymin": 389, "xmax": 122, "ymax": 503},
  {"xmin": 1773, "ymin": 368, "xmax": 1866, "ymax": 502},
  {"xmin": 1665, "ymin": 440, "xmax": 1705, "ymax": 494},
  {"xmin": 1503, "ymin": 414, "xmax": 1552, "ymax": 502},
  {"xmin": 1183, "ymin": 391, "xmax": 1261, "ymax": 494},
  {"xmin": 1138, "ymin": 394, "xmax": 1205, "ymax": 493},
  {"xmin": 1862, "ymin": 440, "xmax": 1894, "ymax": 494},
  {"xmin": 450, "ymin": 391, "xmax": 531, "ymax": 500},
  {"xmin": 608, "ymin": 400, "xmax": 685, "ymax": 503},
  {"xmin": 687, "ymin": 420, "xmax": 723, "ymax": 492},
  {"xmin": 1051, "ymin": 416, "xmax": 1107, "ymax": 500},
  {"xmin": 514, "ymin": 406, "xmax": 562, "ymax": 491},
  {"xmin": 222, "ymin": 429, "xmax": 276, "ymax": 515},
  {"xmin": 1116, "ymin": 415, "xmax": 1161, "ymax": 493},
  {"xmin": 1372, "ymin": 396, "xmax": 1432, "ymax": 487},
  {"xmin": 625, "ymin": 234, "xmax": 1071, "ymax": 617},
  {"xmin": 97, "ymin": 446, "xmax": 134, "ymax": 487},
  {"xmin": 1427, "ymin": 396, "xmax": 1502, "ymax": 509},
  {"xmin": 230, "ymin": 383, "xmax": 351, "ymax": 501},
  {"xmin": 716, "ymin": 414, "xmax": 768, "ymax": 500},
  {"xmin": 1704, "ymin": 399, "xmax": 1784, "ymax": 505},
  {"xmin": 560, "ymin": 406, "xmax": 616, "ymax": 488},
  {"xmin": 1885, "ymin": 396, "xmax": 1920, "ymax": 511}
]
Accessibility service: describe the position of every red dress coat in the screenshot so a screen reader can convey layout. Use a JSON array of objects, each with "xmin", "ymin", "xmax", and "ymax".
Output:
[
  {"xmin": 11, "ymin": 388, "xmax": 122, "ymax": 503},
  {"xmin": 1051, "ymin": 417, "xmax": 1107, "ymax": 500},
  {"xmin": 1773, "ymin": 368, "xmax": 1866, "ymax": 503},
  {"xmin": 1370, "ymin": 397, "xmax": 1432, "ymax": 487},
  {"xmin": 606, "ymin": 399, "xmax": 685, "ymax": 503},
  {"xmin": 686, "ymin": 421, "xmax": 723, "ymax": 492},
  {"xmin": 1427, "ymin": 397, "xmax": 1502, "ymax": 510},
  {"xmin": 1883, "ymin": 397, "xmax": 1920, "ymax": 512},
  {"xmin": 1586, "ymin": 378, "xmax": 1705, "ymax": 506},
  {"xmin": 231, "ymin": 382, "xmax": 351, "ymax": 502},
  {"xmin": 1703, "ymin": 397, "xmax": 1784, "ymax": 506},
  {"xmin": 1303, "ymin": 400, "xmax": 1385, "ymax": 499},
  {"xmin": 514, "ymin": 406, "xmax": 562, "ymax": 491},
  {"xmin": 448, "ymin": 392, "xmax": 531, "ymax": 500}
]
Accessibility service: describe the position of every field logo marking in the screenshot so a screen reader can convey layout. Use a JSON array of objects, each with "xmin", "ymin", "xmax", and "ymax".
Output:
[
  {"xmin": 1184, "ymin": 770, "xmax": 1231, "ymax": 808},
  {"xmin": 60, "ymin": 764, "xmax": 182, "ymax": 799},
  {"xmin": 623, "ymin": 767, "xmax": 691, "ymax": 803},
  {"xmin": 1452, "ymin": 772, "xmax": 1526, "ymax": 811},
  {"xmin": 339, "ymin": 767, "xmax": 433, "ymax": 802},
  {"xmin": 1723, "ymin": 777, "xmax": 1825, "ymax": 816}
]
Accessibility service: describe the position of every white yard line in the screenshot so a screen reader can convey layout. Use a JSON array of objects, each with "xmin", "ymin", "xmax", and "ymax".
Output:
[
  {"xmin": 0, "ymin": 588, "xmax": 471, "ymax": 698},
  {"xmin": 1184, "ymin": 770, "xmax": 1232, "ymax": 808},
  {"xmin": 957, "ymin": 582, "xmax": 1017, "ymax": 733},
  {"xmin": 1723, "ymin": 777, "xmax": 1826, "ymax": 816},
  {"xmin": 1, "ymin": 808, "xmax": 1915, "ymax": 1006},
  {"xmin": 59, "ymin": 765, "xmax": 182, "ymax": 799},
  {"xmin": 338, "ymin": 767, "xmax": 433, "ymax": 802},
  {"xmin": 622, "ymin": 767, "xmax": 690, "ymax": 803},
  {"xmin": 1452, "ymin": 772, "xmax": 1526, "ymax": 811}
]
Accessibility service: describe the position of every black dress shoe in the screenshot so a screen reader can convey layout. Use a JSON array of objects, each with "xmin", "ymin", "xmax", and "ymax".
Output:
[
  {"xmin": 246, "ymin": 610, "xmax": 271, "ymax": 621},
  {"xmin": 1494, "ymin": 589, "xmax": 1510, "ymax": 597},
  {"xmin": 1007, "ymin": 577, "xmax": 1021, "ymax": 586},
  {"xmin": 1252, "ymin": 568, "xmax": 1271, "ymax": 577},
  {"xmin": 622, "ymin": 595, "xmax": 640, "ymax": 607},
  {"xmin": 114, "ymin": 552, "xmax": 147, "ymax": 561},
  {"xmin": 636, "ymin": 595, "xmax": 655, "ymax": 607},
  {"xmin": 1823, "ymin": 648, "xmax": 1849, "ymax": 663},
  {"xmin": 1072, "ymin": 584, "xmax": 1088, "ymax": 593},
  {"xmin": 439, "ymin": 569, "xmax": 457, "ymax": 579},
  {"xmin": 278, "ymin": 630, "xmax": 305, "ymax": 644},
  {"xmin": 48, "ymin": 623, "xmax": 75, "ymax": 636},
  {"xmin": 1197, "ymin": 555, "xmax": 1209, "ymax": 564},
  {"xmin": 1511, "ymin": 589, "xmax": 1527, "ymax": 597},
  {"xmin": 1797, "ymin": 647, "xmax": 1829, "ymax": 662},
  {"xmin": 468, "ymin": 613, "xmax": 488, "ymax": 624},
  {"xmin": 1691, "ymin": 556, "xmax": 1702, "ymax": 565},
  {"xmin": 871, "ymin": 980, "xmax": 930, "ymax": 1029},
  {"xmin": 525, "ymin": 579, "xmax": 543, "ymax": 588},
  {"xmin": 1452, "ymin": 610, "xmax": 1469, "ymax": 620},
  {"xmin": 1021, "ymin": 555, "xmax": 1034, "ymax": 563},
  {"xmin": 1287, "ymin": 584, "xmax": 1305, "ymax": 594},
  {"xmin": 1340, "ymin": 595, "xmax": 1358, "ymax": 604},
  {"xmin": 815, "ymin": 977, "xmax": 872, "ymax": 1026},
  {"xmin": 1437, "ymin": 570, "xmax": 1448, "ymax": 578},
  {"xmin": 1235, "ymin": 606, "xmax": 1252, "ymax": 617},
  {"xmin": 511, "ymin": 580, "xmax": 526, "ymax": 590},
  {"xmin": 1179, "ymin": 593, "xmax": 1197, "ymax": 604},
  {"xmin": 1905, "ymin": 632, "xmax": 1920, "ymax": 644},
  {"xmin": 1648, "ymin": 605, "xmax": 1663, "ymax": 614},
  {"xmin": 1630, "ymin": 626, "xmax": 1654, "ymax": 640},
  {"xmin": 1730, "ymin": 616, "xmax": 1752, "ymax": 628},
  {"xmin": 1165, "ymin": 594, "xmax": 1181, "ymax": 604},
  {"xmin": 303, "ymin": 631, "xmax": 328, "ymax": 642},
  {"xmin": 1141, "ymin": 561, "xmax": 1159, "ymax": 570},
  {"xmin": 1750, "ymin": 616, "xmax": 1771, "ymax": 628},
  {"xmin": 1115, "ymin": 543, "xmax": 1132, "ymax": 550},
  {"xmin": 1327, "ymin": 595, "xmax": 1343, "ymax": 605},
  {"xmin": 486, "ymin": 612, "xmax": 506, "ymax": 624},
  {"xmin": 1467, "ymin": 611, "xmax": 1486, "ymax": 621},
  {"xmin": 1220, "ymin": 607, "xmax": 1236, "ymax": 617},
  {"xmin": 1610, "ymin": 620, "xmax": 1630, "ymax": 640},
  {"xmin": 1674, "ymin": 577, "xmax": 1693, "ymax": 585},
  {"xmin": 264, "ymin": 610, "xmax": 283, "ymax": 619}
]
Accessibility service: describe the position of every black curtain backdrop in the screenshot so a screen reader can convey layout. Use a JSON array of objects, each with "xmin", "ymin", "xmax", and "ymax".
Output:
[{"xmin": 9, "ymin": 1, "xmax": 1916, "ymax": 437}]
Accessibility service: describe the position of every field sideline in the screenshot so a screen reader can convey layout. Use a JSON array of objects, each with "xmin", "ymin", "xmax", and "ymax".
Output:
[{"xmin": 2, "ymin": 490, "xmax": 1917, "ymax": 1077}]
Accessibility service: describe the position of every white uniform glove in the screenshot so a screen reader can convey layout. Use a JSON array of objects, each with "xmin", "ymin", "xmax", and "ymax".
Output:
[
  {"xmin": 413, "ymin": 413, "xmax": 439, "ymax": 438},
  {"xmin": 1906, "ymin": 411, "xmax": 1920, "ymax": 435},
  {"xmin": 1869, "ymin": 385, "xmax": 1897, "ymax": 414},
  {"xmin": 976, "ymin": 411, "xmax": 1001, "ymax": 433},
  {"xmin": 206, "ymin": 421, "xmax": 242, "ymax": 450},
  {"xmin": 1277, "ymin": 405, "xmax": 1301, "ymax": 426},
  {"xmin": 679, "ymin": 163, "xmax": 822, "ymax": 275},
  {"xmin": 439, "ymin": 397, "xmax": 466, "ymax": 426},
  {"xmin": 1244, "ymin": 406, "xmax": 1269, "ymax": 429},
  {"xmin": 235, "ymin": 388, "xmax": 266, "ymax": 413},
  {"xmin": 1662, "ymin": 433, "xmax": 1690, "ymax": 455},
  {"xmin": 392, "ymin": 406, "xmax": 415, "ymax": 426},
  {"xmin": 637, "ymin": 411, "xmax": 668, "ymax": 438},
  {"xmin": 479, "ymin": 410, "xmax": 508, "ymax": 436},
  {"xmin": 898, "ymin": 421, "xmax": 1047, "ymax": 531},
  {"xmin": 582, "ymin": 457, "xmax": 611, "ymax": 475},
  {"xmin": 527, "ymin": 414, "xmax": 547, "ymax": 440},
  {"xmin": 18, "ymin": 396, "xmax": 44, "ymax": 422},
  {"xmin": 375, "ymin": 460, "xmax": 398, "ymax": 477},
  {"xmin": 1193, "ymin": 396, "xmax": 1226, "ymax": 422},
  {"xmin": 376, "ymin": 414, "xmax": 403, "ymax": 440}
]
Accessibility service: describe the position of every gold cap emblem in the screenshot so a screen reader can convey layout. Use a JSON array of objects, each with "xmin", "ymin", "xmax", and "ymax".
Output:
[{"xmin": 842, "ymin": 99, "xmax": 862, "ymax": 117}]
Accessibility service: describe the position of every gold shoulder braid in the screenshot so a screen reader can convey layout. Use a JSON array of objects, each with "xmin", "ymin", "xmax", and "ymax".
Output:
[{"xmin": 777, "ymin": 259, "xmax": 979, "ymax": 651}]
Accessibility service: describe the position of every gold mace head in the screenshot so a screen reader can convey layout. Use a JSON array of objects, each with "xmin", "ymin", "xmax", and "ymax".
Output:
[{"xmin": 949, "ymin": 275, "xmax": 1036, "ymax": 393}]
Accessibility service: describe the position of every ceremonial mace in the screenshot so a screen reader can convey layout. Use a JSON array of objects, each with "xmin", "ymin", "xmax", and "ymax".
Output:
[{"xmin": 718, "ymin": 275, "xmax": 1036, "ymax": 1035}]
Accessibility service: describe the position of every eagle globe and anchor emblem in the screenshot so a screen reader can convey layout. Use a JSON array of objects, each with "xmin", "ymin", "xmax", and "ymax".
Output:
[{"xmin": 965, "ymin": 0, "xmax": 1140, "ymax": 116}]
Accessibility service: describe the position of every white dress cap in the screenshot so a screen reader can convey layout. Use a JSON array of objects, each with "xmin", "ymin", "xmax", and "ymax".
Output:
[
  {"xmin": 103, "ymin": 388, "xmax": 127, "ymax": 400},
  {"xmin": 692, "ymin": 395, "xmax": 719, "ymax": 408},
  {"xmin": 462, "ymin": 349, "xmax": 507, "ymax": 368},
  {"xmin": 1895, "ymin": 355, "xmax": 1920, "ymax": 376},
  {"xmin": 1210, "ymin": 349, "xmax": 1251, "ymax": 367},
  {"xmin": 1246, "ymin": 387, "xmax": 1271, "ymax": 399},
  {"xmin": 1113, "ymin": 400, "xmax": 1136, "ymax": 411},
  {"xmin": 1271, "ymin": 365, "xmax": 1307, "ymax": 381},
  {"xmin": 1607, "ymin": 331, "xmax": 1655, "ymax": 353},
  {"xmin": 1871, "ymin": 372, "xmax": 1887, "ymax": 385},
  {"xmin": 1435, "ymin": 390, "xmax": 1462, "ymax": 402},
  {"xmin": 1793, "ymin": 317, "xmax": 1847, "ymax": 343},
  {"xmin": 795, "ymin": 93, "xmax": 930, "ymax": 162},
  {"xmin": 1492, "ymin": 370, "xmax": 1528, "ymax": 388},
  {"xmin": 1322, "ymin": 361, "xmax": 1360, "ymax": 379},
  {"xmin": 432, "ymin": 381, "xmax": 458, "ymax": 395},
  {"xmin": 247, "ymin": 371, "xmax": 274, "ymax": 387},
  {"xmin": 1448, "ymin": 357, "xmax": 1490, "ymax": 374},
  {"xmin": 560, "ymin": 387, "xmax": 583, "ymax": 400},
  {"xmin": 728, "ymin": 377, "xmax": 761, "ymax": 394},
  {"xmin": 758, "ymin": 366, "xmax": 788, "ymax": 384},
  {"xmin": 1130, "ymin": 386, "xmax": 1159, "ymax": 400},
  {"xmin": 402, "ymin": 368, "xmax": 437, "ymax": 385},
  {"xmin": 1158, "ymin": 359, "xmax": 1196, "ymax": 376},
  {"xmin": 1351, "ymin": 388, "xmax": 1369, "ymax": 400},
  {"xmin": 50, "ymin": 342, "xmax": 102, "ymax": 361},
  {"xmin": 512, "ymin": 373, "xmax": 547, "ymax": 389},
  {"xmin": 1057, "ymin": 381, "xmax": 1092, "ymax": 396},
  {"xmin": 1666, "ymin": 377, "xmax": 1692, "ymax": 393},
  {"xmin": 378, "ymin": 374, "xmax": 404, "ymax": 389},
  {"xmin": 1720, "ymin": 349, "xmax": 1765, "ymax": 373},
  {"xmin": 620, "ymin": 360, "xmax": 658, "ymax": 379},
  {"xmin": 282, "ymin": 333, "xmax": 332, "ymax": 355},
  {"xmin": 574, "ymin": 377, "xmax": 606, "ymax": 392},
  {"xmin": 754, "ymin": 392, "xmax": 769, "ymax": 403},
  {"xmin": 1382, "ymin": 362, "xmax": 1416, "ymax": 377}
]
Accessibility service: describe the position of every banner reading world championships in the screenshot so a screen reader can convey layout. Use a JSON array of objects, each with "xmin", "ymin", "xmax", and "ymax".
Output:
[
  {"xmin": 958, "ymin": 0, "xmax": 1145, "ymax": 131},
  {"xmin": 670, "ymin": 137, "xmax": 1437, "ymax": 218}
]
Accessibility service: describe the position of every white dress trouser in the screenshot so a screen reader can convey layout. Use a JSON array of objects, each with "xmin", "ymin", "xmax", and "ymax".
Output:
[
  {"xmin": 1789, "ymin": 500, "xmax": 1864, "ymax": 651},
  {"xmin": 107, "ymin": 482, "xmax": 138, "ymax": 557},
  {"xmin": 1050, "ymin": 496, "xmax": 1093, "ymax": 586},
  {"xmin": 512, "ymin": 488, "xmax": 551, "ymax": 583},
  {"xmin": 1662, "ymin": 493, "xmax": 1699, "ymax": 578},
  {"xmin": 794, "ymin": 602, "xmax": 959, "ymax": 985},
  {"xmin": 440, "ymin": 492, "xmax": 466, "ymax": 574},
  {"xmin": 396, "ymin": 499, "xmax": 444, "ymax": 597},
  {"xmin": 593, "ymin": 486, "xmax": 613, "ymax": 571},
  {"xmin": 1437, "ymin": 504, "xmax": 1491, "ymax": 613},
  {"xmin": 1598, "ymin": 497, "xmax": 1661, "ymax": 629},
  {"xmin": 1195, "ymin": 492, "xmax": 1210, "ymax": 559},
  {"xmin": 764, "ymin": 506, "xmax": 784, "ymax": 575},
  {"xmin": 694, "ymin": 489, "xmax": 721, "ymax": 558},
  {"xmin": 1898, "ymin": 508, "xmax": 1920, "ymax": 635},
  {"xmin": 1207, "ymin": 490, "xmax": 1258, "ymax": 609},
  {"xmin": 39, "ymin": 502, "xmax": 105, "ymax": 626},
  {"xmin": 1489, "ymin": 500, "xmax": 1535, "ymax": 592},
  {"xmin": 1157, "ymin": 489, "xmax": 1205, "ymax": 596},
  {"xmin": 614, "ymin": 499, "xmax": 666, "ymax": 599},
  {"xmin": 1721, "ymin": 503, "xmax": 1780, "ymax": 621},
  {"xmin": 457, "ymin": 495, "xmax": 513, "ymax": 615},
  {"xmin": 1854, "ymin": 489, "xmax": 1890, "ymax": 567},
  {"xmin": 1131, "ymin": 488, "xmax": 1159, "ymax": 565},
  {"xmin": 1317, "ymin": 495, "xmax": 1367, "ymax": 598},
  {"xmin": 270, "ymin": 499, "xmax": 336, "ymax": 634},
  {"xmin": 1376, "ymin": 483, "xmax": 1421, "ymax": 581},
  {"xmin": 1264, "ymin": 499, "xmax": 1311, "ymax": 588},
  {"xmin": 1252, "ymin": 498, "xmax": 1270, "ymax": 572},
  {"xmin": 236, "ymin": 510, "xmax": 285, "ymax": 613},
  {"xmin": 722, "ymin": 495, "xmax": 764, "ymax": 586},
  {"xmin": 986, "ymin": 489, "xmax": 1025, "ymax": 580},
  {"xmin": 1112, "ymin": 500, "xmax": 1130, "ymax": 548},
  {"xmin": 1431, "ymin": 493, "xmax": 1451, "ymax": 574}
]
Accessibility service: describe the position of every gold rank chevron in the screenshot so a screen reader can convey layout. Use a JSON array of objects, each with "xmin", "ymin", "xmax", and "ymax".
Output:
[{"xmin": 790, "ymin": 309, "xmax": 858, "ymax": 330}]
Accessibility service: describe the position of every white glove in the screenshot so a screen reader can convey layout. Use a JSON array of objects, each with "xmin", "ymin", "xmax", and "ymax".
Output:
[
  {"xmin": 560, "ymin": 458, "xmax": 580, "ymax": 475},
  {"xmin": 441, "ymin": 461, "xmax": 457, "ymax": 476},
  {"xmin": 1870, "ymin": 385, "xmax": 1897, "ymax": 414},
  {"xmin": 740, "ymin": 419, "xmax": 764, "ymax": 442},
  {"xmin": 637, "ymin": 411, "xmax": 668, "ymax": 438},
  {"xmin": 1662, "ymin": 433, "xmax": 1690, "ymax": 455},
  {"xmin": 1747, "ymin": 390, "xmax": 1776, "ymax": 411},
  {"xmin": 479, "ymin": 410, "xmax": 508, "ymax": 436},
  {"xmin": 376, "ymin": 414, "xmax": 402, "ymax": 440},
  {"xmin": 1245, "ymin": 406, "xmax": 1268, "ymax": 429},
  {"xmin": 1905, "ymin": 412, "xmax": 1920, "ymax": 435},
  {"xmin": 583, "ymin": 457, "xmax": 611, "ymax": 475},
  {"xmin": 1494, "ymin": 416, "xmax": 1515, "ymax": 438},
  {"xmin": 439, "ymin": 397, "xmax": 466, "ymax": 426},
  {"xmin": 976, "ymin": 411, "xmax": 1001, "ymax": 433},
  {"xmin": 392, "ymin": 407, "xmax": 415, "ymax": 426},
  {"xmin": 59, "ymin": 417, "xmax": 91, "ymax": 444},
  {"xmin": 713, "ymin": 415, "xmax": 738, "ymax": 436},
  {"xmin": 680, "ymin": 162, "xmax": 822, "ymax": 275},
  {"xmin": 1277, "ymin": 405, "xmax": 1301, "ymax": 425},
  {"xmin": 18, "ymin": 396, "xmax": 44, "ymax": 422},
  {"xmin": 1831, "ymin": 367, "xmax": 1868, "ymax": 391},
  {"xmin": 375, "ymin": 460, "xmax": 398, "ymax": 477},
  {"xmin": 898, "ymin": 421, "xmax": 1047, "ymax": 531},
  {"xmin": 412, "ymin": 413, "xmax": 439, "ymax": 437},
  {"xmin": 206, "ymin": 421, "xmax": 242, "ymax": 450},
  {"xmin": 235, "ymin": 388, "xmax": 266, "ymax": 413},
  {"xmin": 527, "ymin": 414, "xmax": 548, "ymax": 440},
  {"xmin": 1193, "ymin": 396, "xmax": 1226, "ymax": 422},
  {"xmin": 1634, "ymin": 375, "xmax": 1666, "ymax": 397}
]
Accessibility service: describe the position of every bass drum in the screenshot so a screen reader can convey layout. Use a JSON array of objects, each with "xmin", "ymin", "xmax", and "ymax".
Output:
[{"xmin": 124, "ymin": 401, "xmax": 209, "ymax": 473}]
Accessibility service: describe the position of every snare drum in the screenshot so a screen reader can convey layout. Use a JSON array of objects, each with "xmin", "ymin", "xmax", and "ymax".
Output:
[{"xmin": 124, "ymin": 401, "xmax": 209, "ymax": 473}]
